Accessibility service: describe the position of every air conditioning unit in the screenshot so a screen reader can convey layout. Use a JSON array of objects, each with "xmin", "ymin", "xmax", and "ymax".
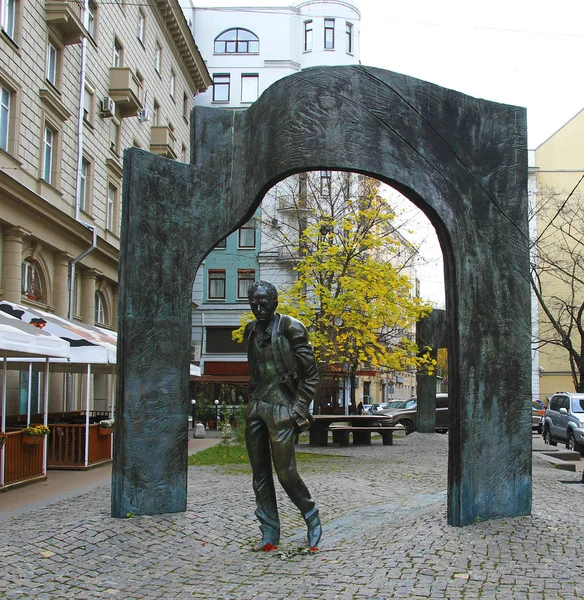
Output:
[
  {"xmin": 137, "ymin": 108, "xmax": 149, "ymax": 122},
  {"xmin": 100, "ymin": 96, "xmax": 115, "ymax": 118}
]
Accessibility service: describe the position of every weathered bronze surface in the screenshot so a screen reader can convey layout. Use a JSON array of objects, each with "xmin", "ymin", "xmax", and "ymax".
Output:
[
  {"xmin": 244, "ymin": 281, "xmax": 321, "ymax": 550},
  {"xmin": 112, "ymin": 65, "xmax": 531, "ymax": 527}
]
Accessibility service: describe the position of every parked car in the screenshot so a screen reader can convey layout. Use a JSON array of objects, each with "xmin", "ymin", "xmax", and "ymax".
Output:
[
  {"xmin": 375, "ymin": 393, "xmax": 449, "ymax": 435},
  {"xmin": 542, "ymin": 392, "xmax": 584, "ymax": 454},
  {"xmin": 531, "ymin": 401, "xmax": 545, "ymax": 433}
]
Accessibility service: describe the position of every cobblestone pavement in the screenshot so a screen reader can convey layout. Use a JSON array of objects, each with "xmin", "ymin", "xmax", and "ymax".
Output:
[{"xmin": 1, "ymin": 433, "xmax": 584, "ymax": 599}]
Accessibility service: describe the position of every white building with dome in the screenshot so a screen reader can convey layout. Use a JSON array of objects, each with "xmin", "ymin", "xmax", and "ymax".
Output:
[{"xmin": 190, "ymin": 1, "xmax": 361, "ymax": 110}]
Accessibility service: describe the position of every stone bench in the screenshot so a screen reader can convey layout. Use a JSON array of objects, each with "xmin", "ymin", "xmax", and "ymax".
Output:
[{"xmin": 328, "ymin": 426, "xmax": 404, "ymax": 446}]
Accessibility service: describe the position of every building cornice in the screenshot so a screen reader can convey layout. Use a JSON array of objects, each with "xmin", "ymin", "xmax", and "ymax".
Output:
[
  {"xmin": 157, "ymin": 0, "xmax": 212, "ymax": 92},
  {"xmin": 0, "ymin": 170, "xmax": 119, "ymax": 268}
]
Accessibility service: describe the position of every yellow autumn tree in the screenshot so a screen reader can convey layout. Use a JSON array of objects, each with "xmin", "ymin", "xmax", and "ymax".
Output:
[{"xmin": 235, "ymin": 173, "xmax": 434, "ymax": 408}]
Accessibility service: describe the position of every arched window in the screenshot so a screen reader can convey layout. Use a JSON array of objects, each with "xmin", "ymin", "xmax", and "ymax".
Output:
[
  {"xmin": 21, "ymin": 259, "xmax": 43, "ymax": 301},
  {"xmin": 214, "ymin": 28, "xmax": 259, "ymax": 54},
  {"xmin": 95, "ymin": 291, "xmax": 106, "ymax": 325}
]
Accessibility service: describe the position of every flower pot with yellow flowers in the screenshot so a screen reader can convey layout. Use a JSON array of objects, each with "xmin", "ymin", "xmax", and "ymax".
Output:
[{"xmin": 21, "ymin": 424, "xmax": 50, "ymax": 445}]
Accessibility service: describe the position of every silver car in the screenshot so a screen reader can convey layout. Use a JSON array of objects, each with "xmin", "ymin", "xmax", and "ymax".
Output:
[{"xmin": 542, "ymin": 392, "xmax": 584, "ymax": 454}]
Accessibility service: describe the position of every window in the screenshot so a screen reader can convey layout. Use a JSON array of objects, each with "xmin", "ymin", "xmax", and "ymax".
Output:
[
  {"xmin": 113, "ymin": 38, "xmax": 123, "ymax": 67},
  {"xmin": 304, "ymin": 20, "xmax": 313, "ymax": 52},
  {"xmin": 137, "ymin": 10, "xmax": 145, "ymax": 43},
  {"xmin": 183, "ymin": 92, "xmax": 189, "ymax": 120},
  {"xmin": 42, "ymin": 125, "xmax": 55, "ymax": 184},
  {"xmin": 237, "ymin": 270, "xmax": 255, "ymax": 299},
  {"xmin": 95, "ymin": 292, "xmax": 106, "ymax": 324},
  {"xmin": 78, "ymin": 157, "xmax": 90, "ymax": 212},
  {"xmin": 21, "ymin": 259, "xmax": 43, "ymax": 301},
  {"xmin": 46, "ymin": 40, "xmax": 58, "ymax": 86},
  {"xmin": 320, "ymin": 170, "xmax": 331, "ymax": 196},
  {"xmin": 208, "ymin": 270, "xmax": 226, "ymax": 300},
  {"xmin": 0, "ymin": 85, "xmax": 9, "ymax": 151},
  {"xmin": 1, "ymin": 0, "xmax": 15, "ymax": 39},
  {"xmin": 238, "ymin": 220, "xmax": 256, "ymax": 248},
  {"xmin": 152, "ymin": 101, "xmax": 159, "ymax": 126},
  {"xmin": 19, "ymin": 371, "xmax": 42, "ymax": 415},
  {"xmin": 86, "ymin": 0, "xmax": 97, "ymax": 38},
  {"xmin": 241, "ymin": 74, "xmax": 258, "ymax": 103},
  {"xmin": 324, "ymin": 18, "xmax": 335, "ymax": 49},
  {"xmin": 169, "ymin": 70, "xmax": 175, "ymax": 99},
  {"xmin": 346, "ymin": 22, "xmax": 353, "ymax": 54},
  {"xmin": 154, "ymin": 42, "xmax": 161, "ymax": 73},
  {"xmin": 214, "ymin": 238, "xmax": 226, "ymax": 249},
  {"xmin": 83, "ymin": 85, "xmax": 93, "ymax": 123},
  {"xmin": 212, "ymin": 74, "xmax": 230, "ymax": 102},
  {"xmin": 214, "ymin": 28, "xmax": 259, "ymax": 54},
  {"xmin": 107, "ymin": 183, "xmax": 117, "ymax": 231},
  {"xmin": 109, "ymin": 117, "xmax": 119, "ymax": 153},
  {"xmin": 206, "ymin": 327, "xmax": 244, "ymax": 353}
]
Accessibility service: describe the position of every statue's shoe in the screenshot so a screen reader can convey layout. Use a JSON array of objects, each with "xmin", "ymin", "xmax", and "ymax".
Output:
[
  {"xmin": 305, "ymin": 509, "xmax": 322, "ymax": 549},
  {"xmin": 252, "ymin": 542, "xmax": 278, "ymax": 552}
]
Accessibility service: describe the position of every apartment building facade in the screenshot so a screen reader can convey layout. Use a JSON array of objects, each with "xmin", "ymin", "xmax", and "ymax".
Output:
[
  {"xmin": 189, "ymin": 0, "xmax": 361, "ymax": 403},
  {"xmin": 0, "ymin": 0, "xmax": 209, "ymax": 415},
  {"xmin": 533, "ymin": 109, "xmax": 584, "ymax": 400}
]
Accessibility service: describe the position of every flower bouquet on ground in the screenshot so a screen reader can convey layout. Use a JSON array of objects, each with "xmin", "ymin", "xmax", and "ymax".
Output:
[
  {"xmin": 21, "ymin": 424, "xmax": 50, "ymax": 445},
  {"xmin": 99, "ymin": 419, "xmax": 115, "ymax": 435}
]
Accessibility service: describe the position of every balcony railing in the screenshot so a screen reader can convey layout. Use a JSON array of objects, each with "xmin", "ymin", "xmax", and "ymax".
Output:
[
  {"xmin": 109, "ymin": 67, "xmax": 143, "ymax": 117},
  {"xmin": 150, "ymin": 126, "xmax": 177, "ymax": 159},
  {"xmin": 45, "ymin": 0, "xmax": 86, "ymax": 45}
]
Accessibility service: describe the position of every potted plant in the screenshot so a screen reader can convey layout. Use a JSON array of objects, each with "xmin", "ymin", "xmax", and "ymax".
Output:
[
  {"xmin": 0, "ymin": 432, "xmax": 7, "ymax": 448},
  {"xmin": 21, "ymin": 424, "xmax": 50, "ymax": 445},
  {"xmin": 99, "ymin": 419, "xmax": 115, "ymax": 435}
]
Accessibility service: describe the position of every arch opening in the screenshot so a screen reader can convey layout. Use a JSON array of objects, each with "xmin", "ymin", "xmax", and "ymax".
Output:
[{"xmin": 113, "ymin": 65, "xmax": 531, "ymax": 528}]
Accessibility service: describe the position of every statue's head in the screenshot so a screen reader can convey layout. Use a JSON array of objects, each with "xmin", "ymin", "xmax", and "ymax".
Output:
[{"xmin": 248, "ymin": 280, "xmax": 278, "ymax": 326}]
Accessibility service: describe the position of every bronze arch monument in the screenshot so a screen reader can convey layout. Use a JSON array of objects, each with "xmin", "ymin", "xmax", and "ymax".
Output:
[{"xmin": 112, "ymin": 65, "xmax": 532, "ymax": 527}]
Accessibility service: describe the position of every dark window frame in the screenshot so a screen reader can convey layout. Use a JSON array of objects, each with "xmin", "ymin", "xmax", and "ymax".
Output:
[
  {"xmin": 212, "ymin": 74, "xmax": 230, "ymax": 102},
  {"xmin": 304, "ymin": 19, "xmax": 313, "ymax": 52},
  {"xmin": 214, "ymin": 28, "xmax": 259, "ymax": 54},
  {"xmin": 238, "ymin": 221, "xmax": 256, "ymax": 248},
  {"xmin": 208, "ymin": 269, "xmax": 226, "ymax": 300},
  {"xmin": 324, "ymin": 18, "xmax": 335, "ymax": 50},
  {"xmin": 237, "ymin": 269, "xmax": 255, "ymax": 299}
]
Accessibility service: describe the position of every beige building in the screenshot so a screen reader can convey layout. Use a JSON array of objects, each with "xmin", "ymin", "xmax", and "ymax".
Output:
[
  {"xmin": 533, "ymin": 109, "xmax": 584, "ymax": 400},
  {"xmin": 0, "ymin": 0, "xmax": 210, "ymax": 415}
]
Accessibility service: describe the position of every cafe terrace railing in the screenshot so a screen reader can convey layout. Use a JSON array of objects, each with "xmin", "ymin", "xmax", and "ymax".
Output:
[
  {"xmin": 2, "ymin": 430, "xmax": 45, "ymax": 487},
  {"xmin": 47, "ymin": 423, "xmax": 112, "ymax": 469}
]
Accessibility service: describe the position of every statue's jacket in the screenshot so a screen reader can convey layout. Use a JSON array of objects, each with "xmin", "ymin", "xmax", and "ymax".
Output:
[{"xmin": 244, "ymin": 313, "xmax": 319, "ymax": 425}]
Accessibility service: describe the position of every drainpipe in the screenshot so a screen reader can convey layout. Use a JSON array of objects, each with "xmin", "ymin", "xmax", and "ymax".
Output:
[{"xmin": 66, "ymin": 2, "xmax": 97, "ymax": 410}]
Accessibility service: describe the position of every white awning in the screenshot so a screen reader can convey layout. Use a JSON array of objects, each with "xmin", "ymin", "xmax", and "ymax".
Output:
[
  {"xmin": 0, "ymin": 311, "xmax": 70, "ymax": 359},
  {"xmin": 0, "ymin": 301, "xmax": 116, "ymax": 371}
]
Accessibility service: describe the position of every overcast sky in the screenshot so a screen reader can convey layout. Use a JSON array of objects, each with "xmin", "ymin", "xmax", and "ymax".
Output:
[{"xmin": 192, "ymin": 0, "xmax": 584, "ymax": 305}]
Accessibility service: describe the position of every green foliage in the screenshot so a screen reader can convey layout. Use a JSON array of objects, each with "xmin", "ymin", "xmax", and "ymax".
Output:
[
  {"xmin": 234, "ymin": 176, "xmax": 434, "ymax": 374},
  {"xmin": 189, "ymin": 443, "xmax": 249, "ymax": 466},
  {"xmin": 232, "ymin": 405, "xmax": 247, "ymax": 445},
  {"xmin": 188, "ymin": 443, "xmax": 334, "ymax": 467}
]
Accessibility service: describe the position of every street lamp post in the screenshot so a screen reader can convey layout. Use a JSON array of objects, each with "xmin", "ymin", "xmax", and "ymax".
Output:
[
  {"xmin": 214, "ymin": 399, "xmax": 220, "ymax": 424},
  {"xmin": 191, "ymin": 399, "xmax": 196, "ymax": 438}
]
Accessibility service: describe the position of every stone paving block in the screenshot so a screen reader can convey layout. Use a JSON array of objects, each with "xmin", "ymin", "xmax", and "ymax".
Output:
[{"xmin": 1, "ymin": 434, "xmax": 584, "ymax": 598}]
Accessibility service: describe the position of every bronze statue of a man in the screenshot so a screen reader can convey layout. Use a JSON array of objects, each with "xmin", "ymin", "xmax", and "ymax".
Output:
[{"xmin": 244, "ymin": 280, "xmax": 321, "ymax": 551}]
